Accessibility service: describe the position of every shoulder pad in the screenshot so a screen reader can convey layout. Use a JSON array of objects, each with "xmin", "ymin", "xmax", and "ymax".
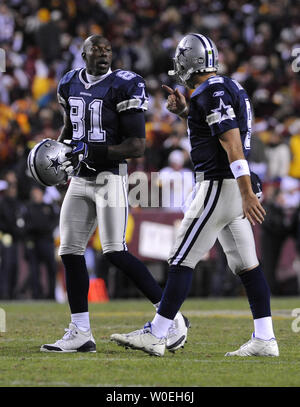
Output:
[
  {"xmin": 60, "ymin": 69, "xmax": 80, "ymax": 85},
  {"xmin": 230, "ymin": 78, "xmax": 245, "ymax": 91},
  {"xmin": 114, "ymin": 69, "xmax": 141, "ymax": 80},
  {"xmin": 113, "ymin": 70, "xmax": 144, "ymax": 85}
]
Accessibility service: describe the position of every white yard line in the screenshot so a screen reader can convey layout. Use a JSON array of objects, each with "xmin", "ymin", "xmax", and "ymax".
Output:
[{"xmin": 91, "ymin": 309, "xmax": 294, "ymax": 319}]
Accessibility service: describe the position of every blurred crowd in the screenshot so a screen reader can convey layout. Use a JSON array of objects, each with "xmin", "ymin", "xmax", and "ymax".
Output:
[{"xmin": 1, "ymin": 0, "xmax": 300, "ymax": 300}]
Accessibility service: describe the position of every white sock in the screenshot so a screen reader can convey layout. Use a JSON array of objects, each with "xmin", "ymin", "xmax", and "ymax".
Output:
[
  {"xmin": 254, "ymin": 316, "xmax": 275, "ymax": 340},
  {"xmin": 153, "ymin": 301, "xmax": 160, "ymax": 310},
  {"xmin": 71, "ymin": 312, "xmax": 90, "ymax": 332},
  {"xmin": 151, "ymin": 313, "xmax": 173, "ymax": 338}
]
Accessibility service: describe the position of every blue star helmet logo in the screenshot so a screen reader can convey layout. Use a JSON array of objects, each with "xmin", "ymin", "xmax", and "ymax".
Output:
[
  {"xmin": 177, "ymin": 46, "xmax": 192, "ymax": 58},
  {"xmin": 46, "ymin": 154, "xmax": 62, "ymax": 175}
]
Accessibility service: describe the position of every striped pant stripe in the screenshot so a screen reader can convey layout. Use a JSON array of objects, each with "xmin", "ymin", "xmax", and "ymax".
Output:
[
  {"xmin": 171, "ymin": 180, "xmax": 223, "ymax": 266},
  {"xmin": 121, "ymin": 175, "xmax": 128, "ymax": 251}
]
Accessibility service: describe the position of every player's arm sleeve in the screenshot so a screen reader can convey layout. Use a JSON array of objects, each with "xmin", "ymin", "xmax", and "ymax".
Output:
[
  {"xmin": 116, "ymin": 75, "xmax": 148, "ymax": 139},
  {"xmin": 197, "ymin": 85, "xmax": 239, "ymax": 137},
  {"xmin": 119, "ymin": 111, "xmax": 146, "ymax": 139},
  {"xmin": 57, "ymin": 79, "xmax": 69, "ymax": 112},
  {"xmin": 57, "ymin": 79, "xmax": 72, "ymax": 141},
  {"xmin": 116, "ymin": 75, "xmax": 149, "ymax": 114}
]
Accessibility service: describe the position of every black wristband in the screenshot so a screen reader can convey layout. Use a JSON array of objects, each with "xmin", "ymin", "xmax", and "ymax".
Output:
[{"xmin": 88, "ymin": 145, "xmax": 108, "ymax": 161}]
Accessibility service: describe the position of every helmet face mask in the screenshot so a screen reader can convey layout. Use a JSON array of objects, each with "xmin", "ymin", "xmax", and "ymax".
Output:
[
  {"xmin": 168, "ymin": 33, "xmax": 219, "ymax": 88},
  {"xmin": 27, "ymin": 139, "xmax": 72, "ymax": 187}
]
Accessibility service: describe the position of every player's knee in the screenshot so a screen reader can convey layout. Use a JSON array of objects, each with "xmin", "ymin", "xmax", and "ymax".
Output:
[
  {"xmin": 235, "ymin": 263, "xmax": 260, "ymax": 276},
  {"xmin": 168, "ymin": 257, "xmax": 196, "ymax": 270},
  {"xmin": 223, "ymin": 247, "xmax": 259, "ymax": 276},
  {"xmin": 226, "ymin": 253, "xmax": 258, "ymax": 275},
  {"xmin": 59, "ymin": 246, "xmax": 85, "ymax": 256},
  {"xmin": 104, "ymin": 250, "xmax": 117, "ymax": 259},
  {"xmin": 102, "ymin": 243, "xmax": 126, "ymax": 254}
]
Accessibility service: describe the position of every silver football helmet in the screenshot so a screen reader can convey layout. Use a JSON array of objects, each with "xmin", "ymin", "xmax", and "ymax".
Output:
[
  {"xmin": 168, "ymin": 33, "xmax": 219, "ymax": 87},
  {"xmin": 27, "ymin": 139, "xmax": 72, "ymax": 187}
]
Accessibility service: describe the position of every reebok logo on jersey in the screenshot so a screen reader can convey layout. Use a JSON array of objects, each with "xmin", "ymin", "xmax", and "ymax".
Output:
[
  {"xmin": 213, "ymin": 91, "xmax": 224, "ymax": 97},
  {"xmin": 206, "ymin": 98, "xmax": 236, "ymax": 125}
]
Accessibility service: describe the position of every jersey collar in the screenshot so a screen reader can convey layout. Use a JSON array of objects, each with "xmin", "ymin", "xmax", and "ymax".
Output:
[
  {"xmin": 191, "ymin": 75, "xmax": 221, "ymax": 98},
  {"xmin": 79, "ymin": 68, "xmax": 113, "ymax": 89}
]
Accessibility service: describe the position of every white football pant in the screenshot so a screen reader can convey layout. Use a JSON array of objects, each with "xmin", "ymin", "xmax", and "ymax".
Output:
[
  {"xmin": 168, "ymin": 178, "xmax": 259, "ymax": 274},
  {"xmin": 59, "ymin": 173, "xmax": 128, "ymax": 256}
]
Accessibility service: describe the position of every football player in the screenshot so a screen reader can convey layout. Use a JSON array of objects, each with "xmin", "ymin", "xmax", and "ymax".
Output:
[
  {"xmin": 110, "ymin": 33, "xmax": 279, "ymax": 357},
  {"xmin": 40, "ymin": 35, "xmax": 189, "ymax": 353}
]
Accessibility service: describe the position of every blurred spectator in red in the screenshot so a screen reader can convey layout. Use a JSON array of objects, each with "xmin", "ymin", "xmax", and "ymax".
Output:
[
  {"xmin": 261, "ymin": 176, "xmax": 300, "ymax": 295},
  {"xmin": 22, "ymin": 186, "xmax": 59, "ymax": 299},
  {"xmin": 34, "ymin": 8, "xmax": 61, "ymax": 64},
  {"xmin": 0, "ymin": 170, "xmax": 27, "ymax": 299}
]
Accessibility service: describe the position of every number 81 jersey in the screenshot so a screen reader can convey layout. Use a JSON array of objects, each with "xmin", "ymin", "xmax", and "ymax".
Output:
[{"xmin": 57, "ymin": 68, "xmax": 149, "ymax": 175}]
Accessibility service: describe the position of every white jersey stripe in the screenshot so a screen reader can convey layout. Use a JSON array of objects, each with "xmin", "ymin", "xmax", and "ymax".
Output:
[{"xmin": 116, "ymin": 99, "xmax": 148, "ymax": 112}]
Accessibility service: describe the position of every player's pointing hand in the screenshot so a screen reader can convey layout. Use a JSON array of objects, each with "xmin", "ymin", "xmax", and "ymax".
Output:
[{"xmin": 162, "ymin": 85, "xmax": 188, "ymax": 116}]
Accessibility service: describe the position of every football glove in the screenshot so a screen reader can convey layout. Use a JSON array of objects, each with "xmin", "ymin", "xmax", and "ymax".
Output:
[{"xmin": 61, "ymin": 139, "xmax": 88, "ymax": 175}]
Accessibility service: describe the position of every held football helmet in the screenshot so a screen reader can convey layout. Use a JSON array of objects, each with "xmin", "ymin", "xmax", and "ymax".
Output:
[
  {"xmin": 168, "ymin": 33, "xmax": 219, "ymax": 87},
  {"xmin": 27, "ymin": 139, "xmax": 72, "ymax": 187}
]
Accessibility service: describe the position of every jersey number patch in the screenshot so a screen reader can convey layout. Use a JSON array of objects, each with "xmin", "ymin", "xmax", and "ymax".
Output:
[
  {"xmin": 116, "ymin": 70, "xmax": 136, "ymax": 80},
  {"xmin": 69, "ymin": 97, "xmax": 106, "ymax": 142}
]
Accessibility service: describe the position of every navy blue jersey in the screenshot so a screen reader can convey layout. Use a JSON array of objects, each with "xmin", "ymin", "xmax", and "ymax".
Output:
[
  {"xmin": 57, "ymin": 68, "xmax": 148, "ymax": 176},
  {"xmin": 187, "ymin": 75, "xmax": 252, "ymax": 180}
]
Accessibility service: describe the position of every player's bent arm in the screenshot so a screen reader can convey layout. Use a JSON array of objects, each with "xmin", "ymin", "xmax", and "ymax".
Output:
[
  {"xmin": 88, "ymin": 110, "xmax": 147, "ymax": 161},
  {"xmin": 106, "ymin": 110, "xmax": 146, "ymax": 159},
  {"xmin": 87, "ymin": 137, "xmax": 145, "ymax": 162},
  {"xmin": 78, "ymin": 137, "xmax": 145, "ymax": 165},
  {"xmin": 219, "ymin": 128, "xmax": 265, "ymax": 225},
  {"xmin": 107, "ymin": 137, "xmax": 145, "ymax": 160},
  {"xmin": 57, "ymin": 111, "xmax": 73, "ymax": 142}
]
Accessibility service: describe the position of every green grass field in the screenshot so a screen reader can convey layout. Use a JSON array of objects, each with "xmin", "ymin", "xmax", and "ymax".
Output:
[{"xmin": 0, "ymin": 297, "xmax": 299, "ymax": 387}]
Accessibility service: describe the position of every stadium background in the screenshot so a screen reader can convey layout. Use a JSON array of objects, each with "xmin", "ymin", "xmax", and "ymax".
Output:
[{"xmin": 0, "ymin": 0, "xmax": 300, "ymax": 302}]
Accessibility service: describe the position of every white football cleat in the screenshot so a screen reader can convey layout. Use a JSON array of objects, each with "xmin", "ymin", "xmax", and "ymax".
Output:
[
  {"xmin": 111, "ymin": 322, "xmax": 166, "ymax": 356},
  {"xmin": 166, "ymin": 312, "xmax": 190, "ymax": 352},
  {"xmin": 40, "ymin": 323, "xmax": 96, "ymax": 353},
  {"xmin": 110, "ymin": 312, "xmax": 190, "ymax": 354},
  {"xmin": 225, "ymin": 333, "xmax": 279, "ymax": 357}
]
